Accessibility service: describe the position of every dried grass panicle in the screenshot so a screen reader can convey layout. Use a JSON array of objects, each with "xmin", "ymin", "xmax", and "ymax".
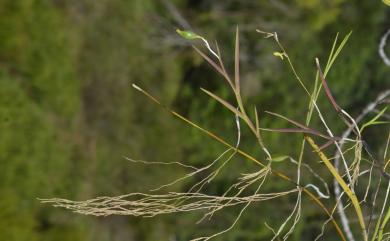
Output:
[{"xmin": 40, "ymin": 190, "xmax": 297, "ymax": 217}]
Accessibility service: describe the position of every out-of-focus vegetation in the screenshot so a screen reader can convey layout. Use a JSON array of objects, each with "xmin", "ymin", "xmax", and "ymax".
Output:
[{"xmin": 0, "ymin": 0, "xmax": 389, "ymax": 240}]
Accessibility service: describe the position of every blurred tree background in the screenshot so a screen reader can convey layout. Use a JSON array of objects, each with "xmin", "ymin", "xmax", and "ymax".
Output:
[{"xmin": 0, "ymin": 0, "xmax": 389, "ymax": 240}]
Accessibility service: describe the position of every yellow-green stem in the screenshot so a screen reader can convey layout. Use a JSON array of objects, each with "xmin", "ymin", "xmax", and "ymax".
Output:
[{"xmin": 306, "ymin": 136, "xmax": 368, "ymax": 241}]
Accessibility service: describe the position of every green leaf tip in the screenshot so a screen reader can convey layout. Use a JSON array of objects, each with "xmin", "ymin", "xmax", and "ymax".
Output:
[
  {"xmin": 383, "ymin": 0, "xmax": 390, "ymax": 6},
  {"xmin": 176, "ymin": 29, "xmax": 202, "ymax": 40}
]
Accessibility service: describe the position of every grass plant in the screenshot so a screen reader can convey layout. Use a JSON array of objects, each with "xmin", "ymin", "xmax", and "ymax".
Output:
[{"xmin": 41, "ymin": 27, "xmax": 390, "ymax": 241}]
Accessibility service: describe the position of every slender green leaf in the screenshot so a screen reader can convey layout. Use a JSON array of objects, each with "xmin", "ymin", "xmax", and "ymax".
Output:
[
  {"xmin": 324, "ymin": 33, "xmax": 339, "ymax": 73},
  {"xmin": 316, "ymin": 58, "xmax": 341, "ymax": 112},
  {"xmin": 327, "ymin": 31, "xmax": 352, "ymax": 73},
  {"xmin": 193, "ymin": 46, "xmax": 231, "ymax": 83},
  {"xmin": 260, "ymin": 127, "xmax": 339, "ymax": 141},
  {"xmin": 235, "ymin": 26, "xmax": 240, "ymax": 91},
  {"xmin": 201, "ymin": 88, "xmax": 243, "ymax": 118},
  {"xmin": 215, "ymin": 42, "xmax": 234, "ymax": 89},
  {"xmin": 306, "ymin": 136, "xmax": 367, "ymax": 240},
  {"xmin": 254, "ymin": 106, "xmax": 260, "ymax": 136},
  {"xmin": 360, "ymin": 107, "xmax": 388, "ymax": 132},
  {"xmin": 265, "ymin": 111, "xmax": 310, "ymax": 130},
  {"xmin": 378, "ymin": 206, "xmax": 390, "ymax": 241}
]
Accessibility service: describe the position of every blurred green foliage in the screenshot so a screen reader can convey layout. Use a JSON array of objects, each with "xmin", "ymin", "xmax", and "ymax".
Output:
[{"xmin": 0, "ymin": 0, "xmax": 389, "ymax": 240}]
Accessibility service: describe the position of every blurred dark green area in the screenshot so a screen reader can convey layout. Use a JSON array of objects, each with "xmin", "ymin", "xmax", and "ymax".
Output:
[{"xmin": 0, "ymin": 0, "xmax": 389, "ymax": 240}]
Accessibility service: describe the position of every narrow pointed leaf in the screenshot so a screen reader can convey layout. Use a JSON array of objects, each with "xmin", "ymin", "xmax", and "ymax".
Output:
[
  {"xmin": 260, "ymin": 127, "xmax": 340, "ymax": 141},
  {"xmin": 254, "ymin": 106, "xmax": 260, "ymax": 136},
  {"xmin": 193, "ymin": 46, "xmax": 231, "ymax": 82},
  {"xmin": 327, "ymin": 31, "xmax": 352, "ymax": 74},
  {"xmin": 264, "ymin": 110, "xmax": 341, "ymax": 140},
  {"xmin": 385, "ymin": 158, "xmax": 390, "ymax": 171},
  {"xmin": 317, "ymin": 140, "xmax": 334, "ymax": 151},
  {"xmin": 215, "ymin": 41, "xmax": 234, "ymax": 89},
  {"xmin": 235, "ymin": 26, "xmax": 240, "ymax": 91},
  {"xmin": 265, "ymin": 111, "xmax": 309, "ymax": 130},
  {"xmin": 325, "ymin": 33, "xmax": 339, "ymax": 72},
  {"xmin": 316, "ymin": 58, "xmax": 341, "ymax": 112},
  {"xmin": 306, "ymin": 136, "xmax": 367, "ymax": 237},
  {"xmin": 368, "ymin": 106, "xmax": 387, "ymax": 123},
  {"xmin": 372, "ymin": 121, "xmax": 390, "ymax": 125},
  {"xmin": 201, "ymin": 88, "xmax": 243, "ymax": 118},
  {"xmin": 360, "ymin": 107, "xmax": 388, "ymax": 132},
  {"xmin": 260, "ymin": 128, "xmax": 309, "ymax": 133}
]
